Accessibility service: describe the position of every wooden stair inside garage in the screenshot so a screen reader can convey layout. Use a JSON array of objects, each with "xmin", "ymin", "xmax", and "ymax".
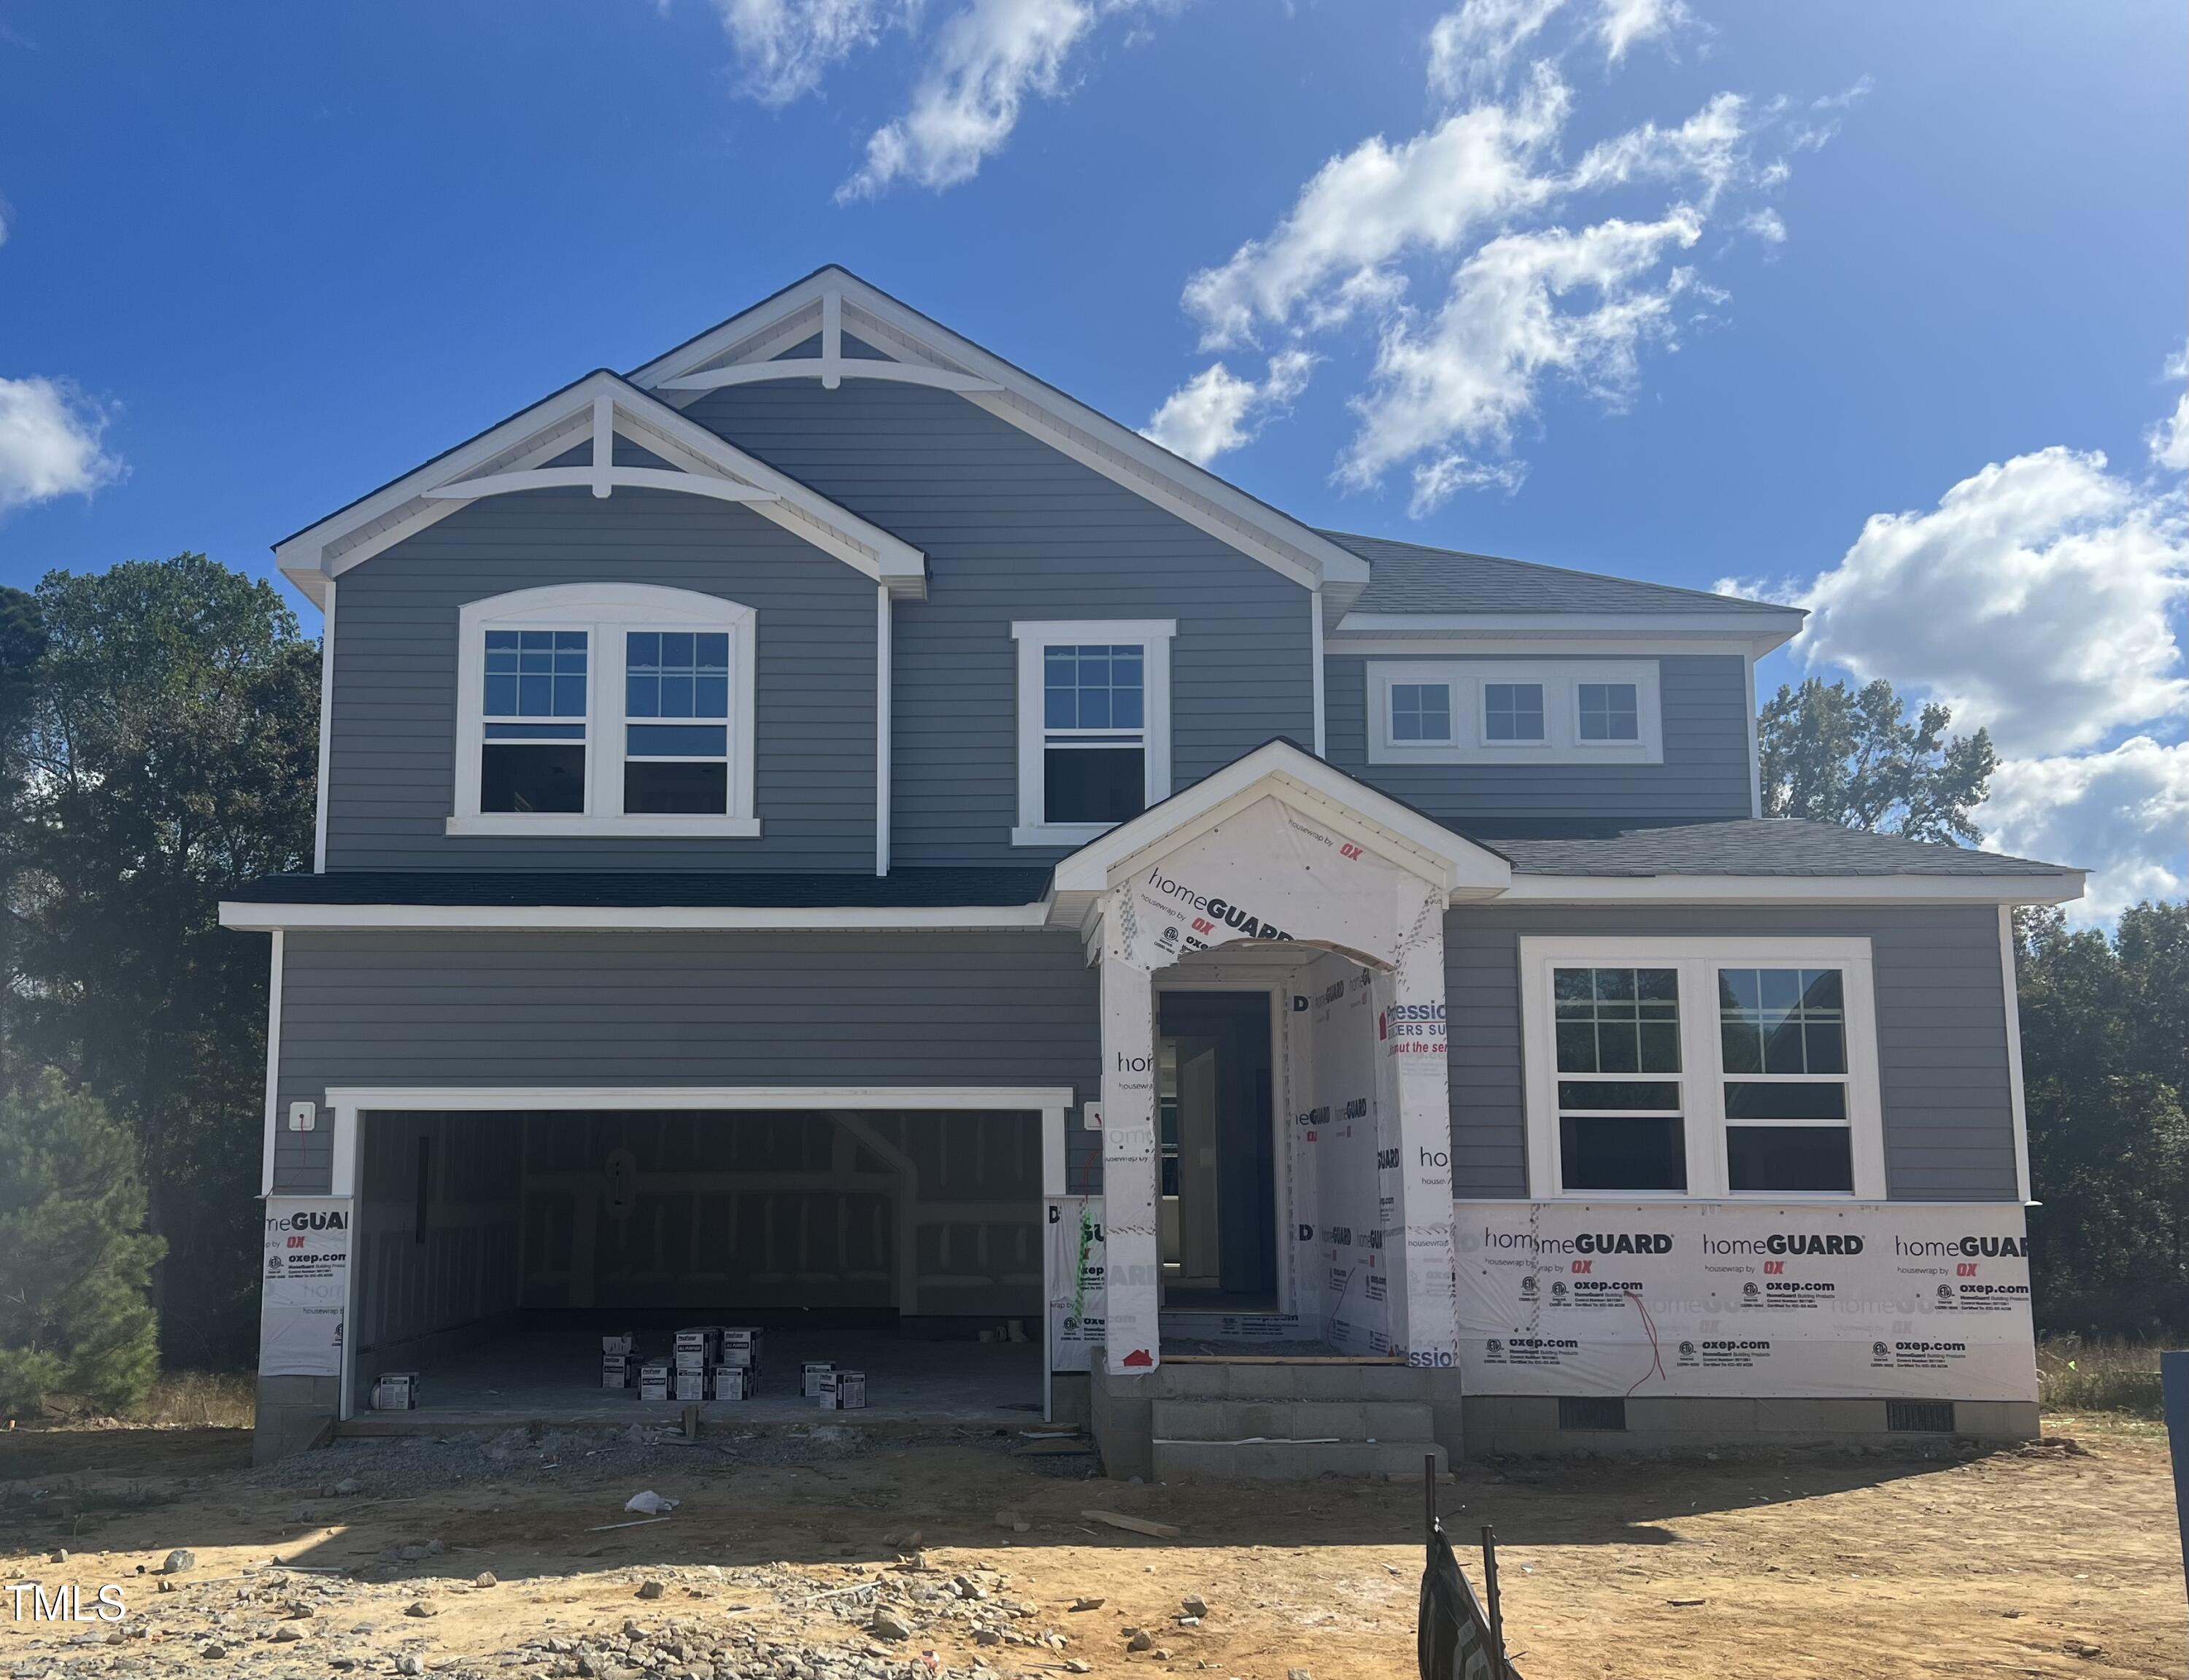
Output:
[{"xmin": 1148, "ymin": 1360, "xmax": 1449, "ymax": 1481}]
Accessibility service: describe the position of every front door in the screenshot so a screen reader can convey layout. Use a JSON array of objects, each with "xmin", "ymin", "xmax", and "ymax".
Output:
[{"xmin": 1156, "ymin": 991, "xmax": 1276, "ymax": 1307}]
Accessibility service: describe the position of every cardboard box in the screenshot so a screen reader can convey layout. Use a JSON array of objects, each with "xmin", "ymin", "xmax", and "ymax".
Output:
[
  {"xmin": 601, "ymin": 1332, "xmax": 638, "ymax": 1357},
  {"xmin": 671, "ymin": 1366, "xmax": 706, "ymax": 1403},
  {"xmin": 816, "ymin": 1369, "xmax": 839, "ymax": 1407},
  {"xmin": 801, "ymin": 1360, "xmax": 834, "ymax": 1399},
  {"xmin": 601, "ymin": 1356, "xmax": 636, "ymax": 1390},
  {"xmin": 637, "ymin": 1361, "xmax": 671, "ymax": 1401},
  {"xmin": 370, "ymin": 1372, "xmax": 418, "ymax": 1412},
  {"xmin": 673, "ymin": 1328, "xmax": 715, "ymax": 1358},
  {"xmin": 835, "ymin": 1371, "xmax": 866, "ymax": 1409},
  {"xmin": 711, "ymin": 1365, "xmax": 749, "ymax": 1401}
]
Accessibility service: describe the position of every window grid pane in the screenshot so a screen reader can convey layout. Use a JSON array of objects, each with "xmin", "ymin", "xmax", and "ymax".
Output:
[
  {"xmin": 1484, "ymin": 682, "xmax": 1545, "ymax": 742},
  {"xmin": 1553, "ymin": 967, "xmax": 1681, "ymax": 1074},
  {"xmin": 485, "ymin": 630, "xmax": 587, "ymax": 719},
  {"xmin": 1718, "ymin": 967, "xmax": 1847, "ymax": 1076},
  {"xmin": 1044, "ymin": 644, "xmax": 1144, "ymax": 735},
  {"xmin": 1578, "ymin": 681, "xmax": 1639, "ymax": 741},
  {"xmin": 1552, "ymin": 967, "xmax": 1685, "ymax": 1192},
  {"xmin": 627, "ymin": 630, "xmax": 730, "ymax": 721},
  {"xmin": 1391, "ymin": 683, "xmax": 1452, "ymax": 743}
]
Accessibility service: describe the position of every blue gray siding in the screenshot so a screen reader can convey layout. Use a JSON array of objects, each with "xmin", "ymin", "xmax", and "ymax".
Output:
[
  {"xmin": 323, "ymin": 487, "xmax": 877, "ymax": 871},
  {"xmin": 681, "ymin": 379, "xmax": 1318, "ymax": 865},
  {"xmin": 1326, "ymin": 654, "xmax": 1755, "ymax": 829},
  {"xmin": 271, "ymin": 929, "xmax": 1102, "ymax": 1195},
  {"xmin": 1445, "ymin": 905, "xmax": 2019, "ymax": 1201}
]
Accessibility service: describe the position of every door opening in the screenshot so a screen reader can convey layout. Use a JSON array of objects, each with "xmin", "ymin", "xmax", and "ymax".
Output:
[{"xmin": 1157, "ymin": 991, "xmax": 1276, "ymax": 1308}]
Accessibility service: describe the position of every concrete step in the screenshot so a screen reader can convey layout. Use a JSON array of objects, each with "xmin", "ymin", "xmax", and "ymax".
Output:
[
  {"xmin": 1153, "ymin": 1438, "xmax": 1448, "ymax": 1482},
  {"xmin": 1136, "ymin": 1360, "xmax": 1442, "ymax": 1401},
  {"xmin": 1150, "ymin": 1398, "xmax": 1434, "ymax": 1443}
]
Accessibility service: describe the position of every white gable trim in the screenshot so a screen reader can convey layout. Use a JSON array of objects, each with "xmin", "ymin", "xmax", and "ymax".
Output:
[
  {"xmin": 1049, "ymin": 738, "xmax": 1512, "ymax": 900},
  {"xmin": 629, "ymin": 268, "xmax": 1371, "ymax": 596},
  {"xmin": 273, "ymin": 371, "xmax": 927, "ymax": 608}
]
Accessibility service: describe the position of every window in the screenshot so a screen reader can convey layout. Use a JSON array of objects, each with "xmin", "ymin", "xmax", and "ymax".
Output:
[
  {"xmin": 1519, "ymin": 938, "xmax": 1885, "ymax": 1199},
  {"xmin": 452, "ymin": 584, "xmax": 758, "ymax": 836},
  {"xmin": 1483, "ymin": 682, "xmax": 1545, "ymax": 743},
  {"xmin": 1578, "ymin": 681, "xmax": 1640, "ymax": 742},
  {"xmin": 1718, "ymin": 967, "xmax": 1854, "ymax": 1192},
  {"xmin": 1012, "ymin": 620, "xmax": 1174, "ymax": 845},
  {"xmin": 481, "ymin": 630, "xmax": 588, "ymax": 813},
  {"xmin": 625, "ymin": 632, "xmax": 730, "ymax": 814},
  {"xmin": 1551, "ymin": 967, "xmax": 1686, "ymax": 1191},
  {"xmin": 1367, "ymin": 659, "xmax": 1661, "ymax": 764},
  {"xmin": 1391, "ymin": 683, "xmax": 1453, "ymax": 743}
]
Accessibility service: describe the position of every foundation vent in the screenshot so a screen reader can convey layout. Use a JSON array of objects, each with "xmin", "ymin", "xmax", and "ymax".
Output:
[
  {"xmin": 1557, "ymin": 1396, "xmax": 1628, "ymax": 1432},
  {"xmin": 1885, "ymin": 1401, "xmax": 1956, "ymax": 1433}
]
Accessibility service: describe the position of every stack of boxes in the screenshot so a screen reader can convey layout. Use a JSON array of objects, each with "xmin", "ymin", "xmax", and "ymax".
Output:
[
  {"xmin": 601, "ymin": 1331, "xmax": 638, "ymax": 1390},
  {"xmin": 802, "ymin": 1360, "xmax": 865, "ymax": 1409},
  {"xmin": 713, "ymin": 1326, "xmax": 762, "ymax": 1401},
  {"xmin": 369, "ymin": 1371, "xmax": 419, "ymax": 1410},
  {"xmin": 671, "ymin": 1328, "xmax": 711, "ymax": 1402}
]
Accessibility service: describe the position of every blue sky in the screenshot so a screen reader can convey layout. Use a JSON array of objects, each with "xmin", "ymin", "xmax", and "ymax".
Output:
[{"xmin": 1, "ymin": 0, "xmax": 2183, "ymax": 911}]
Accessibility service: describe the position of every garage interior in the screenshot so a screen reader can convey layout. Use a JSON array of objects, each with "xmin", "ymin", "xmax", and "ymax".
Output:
[{"xmin": 343, "ymin": 1107, "xmax": 1046, "ymax": 1425}]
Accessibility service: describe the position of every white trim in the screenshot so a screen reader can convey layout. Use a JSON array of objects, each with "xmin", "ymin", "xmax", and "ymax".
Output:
[
  {"xmin": 323, "ymin": 1083, "xmax": 1076, "ymax": 1112},
  {"xmin": 1999, "ymin": 905, "xmax": 2032, "ymax": 1204},
  {"xmin": 1326, "ymin": 635, "xmax": 1791, "ymax": 657},
  {"xmin": 259, "ymin": 931, "xmax": 284, "ymax": 1198},
  {"xmin": 655, "ymin": 282, "xmax": 1005, "ymax": 398},
  {"xmin": 1011, "ymin": 619, "xmax": 1175, "ymax": 845},
  {"xmin": 1051, "ymin": 738, "xmax": 1510, "ymax": 899},
  {"xmin": 1517, "ymin": 936, "xmax": 1887, "ymax": 1202},
  {"xmin": 1744, "ymin": 649, "xmax": 1763, "ymax": 820},
  {"xmin": 628, "ymin": 269, "xmax": 1370, "ymax": 595},
  {"xmin": 1333, "ymin": 611, "xmax": 1801, "ymax": 651},
  {"xmin": 1366, "ymin": 658, "xmax": 1662, "ymax": 766},
  {"xmin": 1497, "ymin": 872, "xmax": 2087, "ymax": 906},
  {"xmin": 1310, "ymin": 589, "xmax": 1326, "ymax": 759},
  {"xmin": 217, "ymin": 899, "xmax": 1053, "ymax": 932},
  {"xmin": 450, "ymin": 582, "xmax": 758, "ymax": 837},
  {"xmin": 274, "ymin": 370, "xmax": 927, "ymax": 608},
  {"xmin": 312, "ymin": 579, "xmax": 335, "ymax": 872},
  {"xmin": 876, "ymin": 586, "xmax": 892, "ymax": 877}
]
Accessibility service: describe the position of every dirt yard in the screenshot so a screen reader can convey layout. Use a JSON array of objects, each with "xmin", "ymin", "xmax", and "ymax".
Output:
[{"xmin": 1, "ymin": 1414, "xmax": 2180, "ymax": 1680}]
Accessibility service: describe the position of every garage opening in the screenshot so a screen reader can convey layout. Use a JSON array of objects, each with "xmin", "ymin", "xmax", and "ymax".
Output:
[{"xmin": 343, "ymin": 1107, "xmax": 1045, "ymax": 1424}]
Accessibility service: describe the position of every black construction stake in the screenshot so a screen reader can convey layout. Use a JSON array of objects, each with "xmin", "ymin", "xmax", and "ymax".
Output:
[
  {"xmin": 1480, "ymin": 1524, "xmax": 1508, "ymax": 1679},
  {"xmin": 1424, "ymin": 1452, "xmax": 1439, "ymax": 1541}
]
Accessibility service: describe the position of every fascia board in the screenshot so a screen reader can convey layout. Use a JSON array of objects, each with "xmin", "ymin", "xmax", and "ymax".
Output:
[
  {"xmin": 1334, "ymin": 611, "xmax": 1802, "ymax": 654},
  {"xmin": 1494, "ymin": 872, "xmax": 2087, "ymax": 906},
  {"xmin": 217, "ymin": 901, "xmax": 1051, "ymax": 933}
]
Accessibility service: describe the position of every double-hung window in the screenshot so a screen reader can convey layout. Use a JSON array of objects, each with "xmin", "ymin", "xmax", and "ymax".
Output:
[
  {"xmin": 481, "ymin": 630, "xmax": 590, "ymax": 813},
  {"xmin": 452, "ymin": 584, "xmax": 758, "ymax": 837},
  {"xmin": 1011, "ymin": 620, "xmax": 1174, "ymax": 845},
  {"xmin": 1521, "ymin": 938, "xmax": 1884, "ymax": 1199}
]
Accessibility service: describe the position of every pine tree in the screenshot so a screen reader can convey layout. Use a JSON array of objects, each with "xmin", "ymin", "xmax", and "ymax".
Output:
[{"xmin": 0, "ymin": 1072, "xmax": 168, "ymax": 1415}]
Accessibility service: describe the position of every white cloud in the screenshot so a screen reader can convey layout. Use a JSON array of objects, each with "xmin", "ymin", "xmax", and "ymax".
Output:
[
  {"xmin": 706, "ymin": 0, "xmax": 914, "ymax": 105},
  {"xmin": 0, "ymin": 375, "xmax": 121, "ymax": 513},
  {"xmin": 1179, "ymin": 66, "xmax": 1571, "ymax": 351},
  {"xmin": 2148, "ymin": 344, "xmax": 2189, "ymax": 471},
  {"xmin": 1427, "ymin": 0, "xmax": 1566, "ymax": 101},
  {"xmin": 1166, "ymin": 5, "xmax": 1815, "ymax": 506},
  {"xmin": 1979, "ymin": 738, "xmax": 2189, "ymax": 921},
  {"xmin": 1340, "ymin": 210, "xmax": 1702, "ymax": 506},
  {"xmin": 838, "ymin": 0, "xmax": 1103, "ymax": 198},
  {"xmin": 1597, "ymin": 0, "xmax": 1690, "ymax": 63},
  {"xmin": 1141, "ymin": 351, "xmax": 1313, "ymax": 466},
  {"xmin": 1794, "ymin": 444, "xmax": 2188, "ymax": 758}
]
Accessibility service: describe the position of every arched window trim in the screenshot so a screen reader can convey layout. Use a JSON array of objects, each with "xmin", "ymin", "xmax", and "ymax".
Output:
[{"xmin": 449, "ymin": 582, "xmax": 760, "ymax": 838}]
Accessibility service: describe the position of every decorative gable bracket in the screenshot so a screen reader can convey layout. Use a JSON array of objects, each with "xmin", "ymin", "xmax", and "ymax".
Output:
[{"xmin": 655, "ymin": 287, "xmax": 1005, "ymax": 398}]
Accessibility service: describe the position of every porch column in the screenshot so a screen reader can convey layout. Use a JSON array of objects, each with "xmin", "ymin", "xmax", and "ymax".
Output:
[
  {"xmin": 1383, "ymin": 894, "xmax": 1460, "ymax": 1364},
  {"xmin": 1099, "ymin": 924, "xmax": 1162, "ymax": 1374}
]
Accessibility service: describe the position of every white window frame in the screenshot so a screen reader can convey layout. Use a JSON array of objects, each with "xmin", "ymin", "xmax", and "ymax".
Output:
[
  {"xmin": 1010, "ymin": 619, "xmax": 1175, "ymax": 847},
  {"xmin": 1518, "ymin": 936, "xmax": 1886, "ymax": 1201},
  {"xmin": 1367, "ymin": 659, "xmax": 1663, "ymax": 765},
  {"xmin": 450, "ymin": 583, "xmax": 759, "ymax": 837}
]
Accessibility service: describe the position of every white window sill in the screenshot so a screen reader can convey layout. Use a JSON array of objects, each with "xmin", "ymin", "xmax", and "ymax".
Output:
[
  {"xmin": 447, "ymin": 814, "xmax": 763, "ymax": 839},
  {"xmin": 1011, "ymin": 821, "xmax": 1116, "ymax": 848}
]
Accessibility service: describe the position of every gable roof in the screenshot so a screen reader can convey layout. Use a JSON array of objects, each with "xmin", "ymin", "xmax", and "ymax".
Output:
[
  {"xmin": 625, "ymin": 266, "xmax": 1372, "ymax": 597},
  {"xmin": 273, "ymin": 369, "xmax": 927, "ymax": 608}
]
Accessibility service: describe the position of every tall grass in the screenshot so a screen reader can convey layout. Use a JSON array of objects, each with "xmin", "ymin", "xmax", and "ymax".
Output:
[
  {"xmin": 136, "ymin": 1371, "xmax": 256, "ymax": 1429},
  {"xmin": 2036, "ymin": 1336, "xmax": 2166, "ymax": 1417}
]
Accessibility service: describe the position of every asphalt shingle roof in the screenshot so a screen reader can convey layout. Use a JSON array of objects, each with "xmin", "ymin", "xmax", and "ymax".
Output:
[
  {"xmin": 1487, "ymin": 820, "xmax": 2074, "ymax": 878},
  {"xmin": 1322, "ymin": 530, "xmax": 1800, "ymax": 619}
]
